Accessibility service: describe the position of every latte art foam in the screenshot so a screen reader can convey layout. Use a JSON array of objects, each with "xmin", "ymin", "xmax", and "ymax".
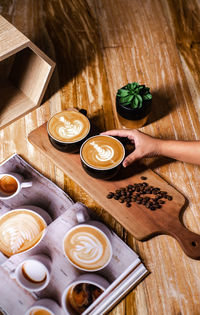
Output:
[
  {"xmin": 90, "ymin": 141, "xmax": 114, "ymax": 162},
  {"xmin": 58, "ymin": 117, "xmax": 83, "ymax": 139},
  {"xmin": 71, "ymin": 232, "xmax": 103, "ymax": 265},
  {"xmin": 81, "ymin": 135, "xmax": 125, "ymax": 169},
  {"xmin": 48, "ymin": 111, "xmax": 90, "ymax": 143},
  {"xmin": 64, "ymin": 225, "xmax": 112, "ymax": 271},
  {"xmin": 0, "ymin": 210, "xmax": 46, "ymax": 257}
]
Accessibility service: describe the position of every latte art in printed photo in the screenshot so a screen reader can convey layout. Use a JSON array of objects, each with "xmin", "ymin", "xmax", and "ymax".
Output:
[
  {"xmin": 0, "ymin": 210, "xmax": 46, "ymax": 257},
  {"xmin": 64, "ymin": 225, "xmax": 112, "ymax": 271},
  {"xmin": 70, "ymin": 231, "xmax": 104, "ymax": 265}
]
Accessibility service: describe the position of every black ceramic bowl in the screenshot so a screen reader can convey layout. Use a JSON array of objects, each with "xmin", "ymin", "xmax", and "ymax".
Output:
[
  {"xmin": 47, "ymin": 110, "xmax": 91, "ymax": 153},
  {"xmin": 80, "ymin": 135, "xmax": 125, "ymax": 180}
]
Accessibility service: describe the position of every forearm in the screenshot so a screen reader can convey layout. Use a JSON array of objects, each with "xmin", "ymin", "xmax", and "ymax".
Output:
[{"xmin": 156, "ymin": 139, "xmax": 200, "ymax": 165}]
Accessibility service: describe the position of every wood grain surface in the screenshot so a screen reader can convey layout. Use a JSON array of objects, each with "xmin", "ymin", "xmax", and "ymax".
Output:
[
  {"xmin": 28, "ymin": 122, "xmax": 200, "ymax": 260},
  {"xmin": 1, "ymin": 0, "xmax": 200, "ymax": 314}
]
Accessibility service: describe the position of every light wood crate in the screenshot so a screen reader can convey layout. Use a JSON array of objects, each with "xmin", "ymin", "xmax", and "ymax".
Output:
[{"xmin": 0, "ymin": 15, "xmax": 55, "ymax": 130}]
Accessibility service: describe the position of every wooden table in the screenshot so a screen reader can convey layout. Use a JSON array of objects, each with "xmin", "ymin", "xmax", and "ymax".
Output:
[{"xmin": 1, "ymin": 1, "xmax": 200, "ymax": 314}]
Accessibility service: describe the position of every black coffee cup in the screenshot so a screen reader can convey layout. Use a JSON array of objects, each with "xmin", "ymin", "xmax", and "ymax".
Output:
[
  {"xmin": 80, "ymin": 135, "xmax": 125, "ymax": 180},
  {"xmin": 47, "ymin": 109, "xmax": 91, "ymax": 153}
]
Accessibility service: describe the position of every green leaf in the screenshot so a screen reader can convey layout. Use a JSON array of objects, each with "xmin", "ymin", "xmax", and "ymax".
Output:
[
  {"xmin": 130, "ymin": 82, "xmax": 138, "ymax": 90},
  {"xmin": 119, "ymin": 95, "xmax": 134, "ymax": 104},
  {"xmin": 117, "ymin": 89, "xmax": 130, "ymax": 97},
  {"xmin": 137, "ymin": 94, "xmax": 143, "ymax": 103},
  {"xmin": 139, "ymin": 85, "xmax": 145, "ymax": 90},
  {"xmin": 143, "ymin": 93, "xmax": 152, "ymax": 100},
  {"xmin": 132, "ymin": 96, "xmax": 139, "ymax": 108}
]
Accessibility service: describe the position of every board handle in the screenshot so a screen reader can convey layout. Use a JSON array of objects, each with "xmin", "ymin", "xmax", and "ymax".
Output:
[{"xmin": 169, "ymin": 220, "xmax": 200, "ymax": 260}]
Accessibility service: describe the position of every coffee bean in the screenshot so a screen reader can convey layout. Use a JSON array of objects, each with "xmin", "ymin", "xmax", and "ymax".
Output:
[
  {"xmin": 107, "ymin": 193, "xmax": 114, "ymax": 199},
  {"xmin": 106, "ymin": 179, "xmax": 173, "ymax": 212},
  {"xmin": 128, "ymin": 185, "xmax": 133, "ymax": 189},
  {"xmin": 167, "ymin": 195, "xmax": 173, "ymax": 200}
]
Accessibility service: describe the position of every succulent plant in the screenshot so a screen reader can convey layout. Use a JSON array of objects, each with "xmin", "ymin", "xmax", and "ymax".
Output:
[{"xmin": 117, "ymin": 82, "xmax": 152, "ymax": 109}]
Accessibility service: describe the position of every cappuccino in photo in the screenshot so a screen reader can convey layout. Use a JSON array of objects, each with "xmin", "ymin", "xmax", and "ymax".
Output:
[
  {"xmin": 15, "ymin": 255, "xmax": 51, "ymax": 292},
  {"xmin": 63, "ymin": 225, "xmax": 112, "ymax": 271},
  {"xmin": 22, "ymin": 260, "xmax": 47, "ymax": 284},
  {"xmin": 28, "ymin": 309, "xmax": 52, "ymax": 315},
  {"xmin": 0, "ymin": 209, "xmax": 47, "ymax": 257},
  {"xmin": 48, "ymin": 110, "xmax": 90, "ymax": 143},
  {"xmin": 81, "ymin": 135, "xmax": 125, "ymax": 170},
  {"xmin": 66, "ymin": 282, "xmax": 103, "ymax": 314},
  {"xmin": 25, "ymin": 298, "xmax": 60, "ymax": 315},
  {"xmin": 0, "ymin": 175, "xmax": 18, "ymax": 195},
  {"xmin": 0, "ymin": 172, "xmax": 32, "ymax": 200}
]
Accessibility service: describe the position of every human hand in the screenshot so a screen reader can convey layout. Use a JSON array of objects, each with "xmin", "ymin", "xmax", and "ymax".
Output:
[{"xmin": 101, "ymin": 129, "xmax": 160, "ymax": 167}]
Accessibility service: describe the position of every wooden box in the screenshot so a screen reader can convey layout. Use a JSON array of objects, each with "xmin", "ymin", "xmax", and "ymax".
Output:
[{"xmin": 0, "ymin": 15, "xmax": 55, "ymax": 130}]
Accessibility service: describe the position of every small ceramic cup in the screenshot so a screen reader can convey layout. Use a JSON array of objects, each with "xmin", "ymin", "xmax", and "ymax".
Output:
[
  {"xmin": 63, "ymin": 207, "xmax": 113, "ymax": 272},
  {"xmin": 25, "ymin": 298, "xmax": 61, "ymax": 315},
  {"xmin": 62, "ymin": 273, "xmax": 110, "ymax": 315},
  {"xmin": 0, "ymin": 172, "xmax": 32, "ymax": 200},
  {"xmin": 13, "ymin": 254, "xmax": 51, "ymax": 292}
]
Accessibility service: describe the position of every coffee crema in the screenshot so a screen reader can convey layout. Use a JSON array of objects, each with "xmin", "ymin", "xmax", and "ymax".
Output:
[
  {"xmin": 0, "ymin": 175, "xmax": 18, "ymax": 195},
  {"xmin": 29, "ymin": 308, "xmax": 52, "ymax": 315},
  {"xmin": 64, "ymin": 225, "xmax": 112, "ymax": 271},
  {"xmin": 0, "ymin": 210, "xmax": 46, "ymax": 257},
  {"xmin": 48, "ymin": 111, "xmax": 90, "ymax": 143},
  {"xmin": 81, "ymin": 135, "xmax": 125, "ymax": 169}
]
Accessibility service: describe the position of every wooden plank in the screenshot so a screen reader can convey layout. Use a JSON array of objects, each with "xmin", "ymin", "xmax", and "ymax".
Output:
[{"xmin": 1, "ymin": 0, "xmax": 200, "ymax": 314}]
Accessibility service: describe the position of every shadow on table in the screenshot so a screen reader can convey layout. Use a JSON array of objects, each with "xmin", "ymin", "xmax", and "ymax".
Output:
[
  {"xmin": 1, "ymin": 0, "xmax": 99, "ymax": 104},
  {"xmin": 146, "ymin": 85, "xmax": 176, "ymax": 126}
]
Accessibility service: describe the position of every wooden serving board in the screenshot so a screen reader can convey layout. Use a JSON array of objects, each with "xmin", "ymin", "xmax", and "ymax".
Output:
[{"xmin": 28, "ymin": 123, "xmax": 200, "ymax": 260}]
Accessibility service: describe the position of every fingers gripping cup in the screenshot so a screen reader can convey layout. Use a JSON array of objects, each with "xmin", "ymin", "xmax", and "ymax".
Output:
[
  {"xmin": 47, "ymin": 109, "xmax": 90, "ymax": 152},
  {"xmin": 80, "ymin": 135, "xmax": 125, "ymax": 179}
]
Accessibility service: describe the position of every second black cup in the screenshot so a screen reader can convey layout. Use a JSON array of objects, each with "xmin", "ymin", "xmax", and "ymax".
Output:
[{"xmin": 47, "ymin": 109, "xmax": 91, "ymax": 152}]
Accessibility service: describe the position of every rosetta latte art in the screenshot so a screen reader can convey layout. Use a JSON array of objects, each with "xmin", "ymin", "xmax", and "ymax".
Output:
[
  {"xmin": 70, "ymin": 232, "xmax": 103, "ymax": 266},
  {"xmin": 0, "ymin": 213, "xmax": 45, "ymax": 255},
  {"xmin": 58, "ymin": 117, "xmax": 83, "ymax": 139},
  {"xmin": 89, "ymin": 141, "xmax": 114, "ymax": 162}
]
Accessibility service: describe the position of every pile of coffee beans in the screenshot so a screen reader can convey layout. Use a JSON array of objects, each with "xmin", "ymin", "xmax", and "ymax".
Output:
[{"xmin": 106, "ymin": 176, "xmax": 173, "ymax": 210}]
